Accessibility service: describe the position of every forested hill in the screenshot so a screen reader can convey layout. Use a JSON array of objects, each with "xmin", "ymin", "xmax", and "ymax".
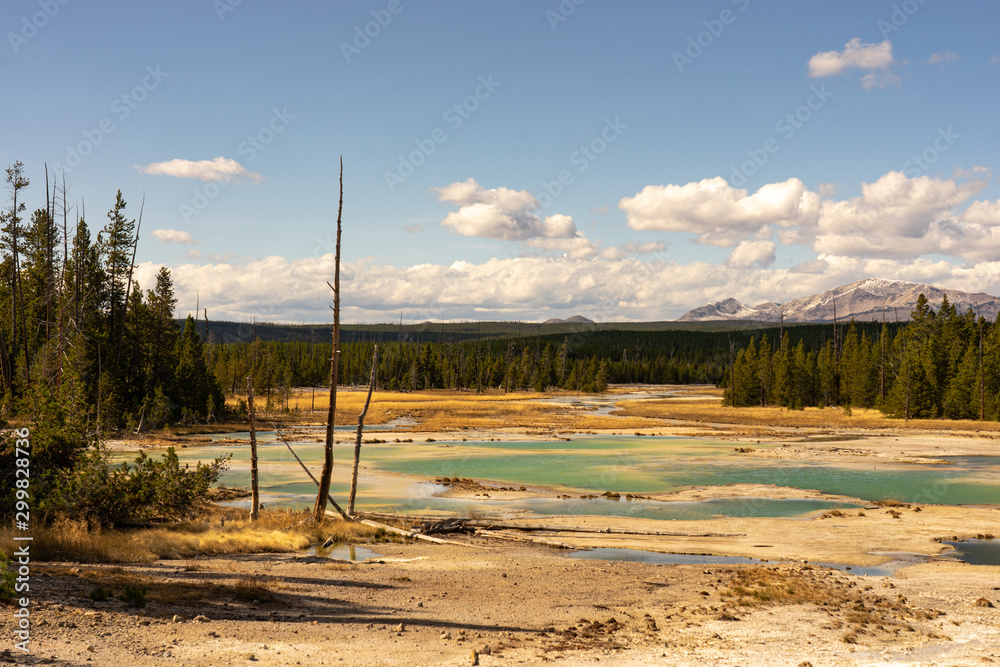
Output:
[
  {"xmin": 186, "ymin": 318, "xmax": 830, "ymax": 345},
  {"xmin": 204, "ymin": 319, "xmax": 907, "ymax": 403}
]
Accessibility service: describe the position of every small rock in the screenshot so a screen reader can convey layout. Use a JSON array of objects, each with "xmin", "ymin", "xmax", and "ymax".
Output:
[
  {"xmin": 480, "ymin": 644, "xmax": 492, "ymax": 655},
  {"xmin": 171, "ymin": 615, "xmax": 184, "ymax": 623},
  {"xmin": 417, "ymin": 601, "xmax": 423, "ymax": 607},
  {"xmin": 193, "ymin": 615, "xmax": 210, "ymax": 623},
  {"xmin": 975, "ymin": 598, "xmax": 994, "ymax": 608},
  {"xmin": 440, "ymin": 632, "xmax": 452, "ymax": 640},
  {"xmin": 247, "ymin": 654, "xmax": 257, "ymax": 661},
  {"xmin": 470, "ymin": 649, "xmax": 479, "ymax": 666},
  {"xmin": 395, "ymin": 623, "xmax": 405, "ymax": 632},
  {"xmin": 798, "ymin": 662, "xmax": 814, "ymax": 667}
]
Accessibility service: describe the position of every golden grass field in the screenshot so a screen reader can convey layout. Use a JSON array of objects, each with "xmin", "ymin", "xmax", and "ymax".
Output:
[{"xmin": 229, "ymin": 384, "xmax": 1000, "ymax": 436}]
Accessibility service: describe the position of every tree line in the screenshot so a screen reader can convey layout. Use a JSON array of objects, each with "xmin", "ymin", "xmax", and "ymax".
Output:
[
  {"xmin": 0, "ymin": 163, "xmax": 226, "ymax": 526},
  {"xmin": 723, "ymin": 294, "xmax": 997, "ymax": 420}
]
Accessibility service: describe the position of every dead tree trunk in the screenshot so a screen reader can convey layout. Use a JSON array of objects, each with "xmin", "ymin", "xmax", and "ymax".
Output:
[
  {"xmin": 348, "ymin": 345, "xmax": 378, "ymax": 516},
  {"xmin": 313, "ymin": 156, "xmax": 344, "ymax": 523},
  {"xmin": 247, "ymin": 375, "xmax": 260, "ymax": 521}
]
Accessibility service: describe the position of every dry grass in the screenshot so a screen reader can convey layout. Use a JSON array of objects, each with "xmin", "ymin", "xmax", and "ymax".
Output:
[
  {"xmin": 3, "ymin": 510, "xmax": 399, "ymax": 564},
  {"xmin": 616, "ymin": 391, "xmax": 1000, "ymax": 433},
  {"xmin": 223, "ymin": 385, "xmax": 1000, "ymax": 436},
  {"xmin": 278, "ymin": 388, "xmax": 666, "ymax": 432}
]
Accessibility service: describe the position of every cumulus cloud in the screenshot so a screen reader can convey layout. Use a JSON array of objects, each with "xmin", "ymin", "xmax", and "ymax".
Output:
[
  {"xmin": 434, "ymin": 178, "xmax": 579, "ymax": 241},
  {"xmin": 808, "ymin": 38, "xmax": 894, "ymax": 77},
  {"xmin": 618, "ymin": 177, "xmax": 818, "ymax": 246},
  {"xmin": 136, "ymin": 252, "xmax": 1000, "ymax": 324},
  {"xmin": 861, "ymin": 70, "xmax": 902, "ymax": 90},
  {"xmin": 727, "ymin": 240, "xmax": 776, "ymax": 269},
  {"xmin": 433, "ymin": 178, "xmax": 597, "ymax": 257},
  {"xmin": 151, "ymin": 229, "xmax": 197, "ymax": 244},
  {"xmin": 811, "ymin": 171, "xmax": 993, "ymax": 258},
  {"xmin": 136, "ymin": 157, "xmax": 262, "ymax": 184},
  {"xmin": 924, "ymin": 51, "xmax": 959, "ymax": 65}
]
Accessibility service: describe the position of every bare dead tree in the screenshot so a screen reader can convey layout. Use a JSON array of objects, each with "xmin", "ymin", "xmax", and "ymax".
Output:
[
  {"xmin": 247, "ymin": 375, "xmax": 260, "ymax": 521},
  {"xmin": 348, "ymin": 345, "xmax": 378, "ymax": 516},
  {"xmin": 116, "ymin": 193, "xmax": 144, "ymax": 364},
  {"xmin": 313, "ymin": 156, "xmax": 344, "ymax": 523}
]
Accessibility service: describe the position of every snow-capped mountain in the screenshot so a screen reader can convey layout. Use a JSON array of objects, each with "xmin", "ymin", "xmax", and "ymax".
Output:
[{"xmin": 678, "ymin": 279, "xmax": 1000, "ymax": 323}]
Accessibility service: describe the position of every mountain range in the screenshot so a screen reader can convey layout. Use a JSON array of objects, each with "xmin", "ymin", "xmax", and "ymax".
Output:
[{"xmin": 678, "ymin": 278, "xmax": 1000, "ymax": 323}]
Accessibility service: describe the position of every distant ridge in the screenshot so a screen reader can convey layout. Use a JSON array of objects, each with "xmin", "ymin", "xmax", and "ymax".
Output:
[
  {"xmin": 542, "ymin": 315, "xmax": 595, "ymax": 325},
  {"xmin": 678, "ymin": 278, "xmax": 1000, "ymax": 323}
]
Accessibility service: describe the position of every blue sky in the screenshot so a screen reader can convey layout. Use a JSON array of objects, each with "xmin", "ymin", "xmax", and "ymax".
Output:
[{"xmin": 3, "ymin": 0, "xmax": 1000, "ymax": 323}]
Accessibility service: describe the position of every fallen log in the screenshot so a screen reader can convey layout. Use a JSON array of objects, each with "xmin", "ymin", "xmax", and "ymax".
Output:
[
  {"xmin": 354, "ymin": 511, "xmax": 744, "ymax": 538},
  {"xmin": 320, "ymin": 516, "xmax": 489, "ymax": 549}
]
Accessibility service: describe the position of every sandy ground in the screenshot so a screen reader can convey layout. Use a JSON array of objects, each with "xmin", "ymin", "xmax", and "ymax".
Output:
[
  {"xmin": 14, "ymin": 386, "xmax": 1000, "ymax": 665},
  {"xmin": 7, "ymin": 529, "xmax": 999, "ymax": 666}
]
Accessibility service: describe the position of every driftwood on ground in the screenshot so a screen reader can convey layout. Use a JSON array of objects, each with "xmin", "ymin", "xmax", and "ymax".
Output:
[{"xmin": 354, "ymin": 511, "xmax": 745, "ymax": 538}]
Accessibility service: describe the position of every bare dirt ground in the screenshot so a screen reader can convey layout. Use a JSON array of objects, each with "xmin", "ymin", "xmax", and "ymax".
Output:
[
  {"xmin": 12, "ymin": 385, "xmax": 1000, "ymax": 665},
  {"xmin": 8, "ymin": 534, "xmax": 1000, "ymax": 666}
]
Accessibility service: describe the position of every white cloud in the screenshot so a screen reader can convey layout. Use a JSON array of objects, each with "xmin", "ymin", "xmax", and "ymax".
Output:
[
  {"xmin": 810, "ymin": 171, "xmax": 993, "ymax": 259},
  {"xmin": 861, "ymin": 70, "xmax": 901, "ymax": 90},
  {"xmin": 434, "ymin": 178, "xmax": 579, "ymax": 241},
  {"xmin": 727, "ymin": 240, "xmax": 776, "ymax": 269},
  {"xmin": 151, "ymin": 229, "xmax": 197, "ymax": 244},
  {"xmin": 808, "ymin": 38, "xmax": 894, "ymax": 77},
  {"xmin": 136, "ymin": 157, "xmax": 262, "ymax": 184},
  {"xmin": 523, "ymin": 236, "xmax": 598, "ymax": 259},
  {"xmin": 139, "ymin": 252, "xmax": 1000, "ymax": 324},
  {"xmin": 185, "ymin": 249, "xmax": 203, "ymax": 260},
  {"xmin": 924, "ymin": 51, "xmax": 959, "ymax": 65},
  {"xmin": 433, "ymin": 177, "xmax": 598, "ymax": 258},
  {"xmin": 403, "ymin": 225, "xmax": 424, "ymax": 234},
  {"xmin": 618, "ymin": 177, "xmax": 818, "ymax": 246},
  {"xmin": 817, "ymin": 182, "xmax": 838, "ymax": 198}
]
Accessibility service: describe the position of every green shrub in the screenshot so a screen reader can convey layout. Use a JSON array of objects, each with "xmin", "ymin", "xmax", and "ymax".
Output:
[
  {"xmin": 118, "ymin": 585, "xmax": 148, "ymax": 607},
  {"xmin": 35, "ymin": 446, "xmax": 229, "ymax": 527},
  {"xmin": 88, "ymin": 587, "xmax": 110, "ymax": 602}
]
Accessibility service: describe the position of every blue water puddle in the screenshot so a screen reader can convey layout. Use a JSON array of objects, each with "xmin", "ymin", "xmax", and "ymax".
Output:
[
  {"xmin": 568, "ymin": 548, "xmax": 764, "ymax": 566},
  {"xmin": 942, "ymin": 539, "xmax": 1000, "ymax": 565},
  {"xmin": 305, "ymin": 544, "xmax": 382, "ymax": 560},
  {"xmin": 512, "ymin": 496, "xmax": 861, "ymax": 521},
  {"xmin": 567, "ymin": 547, "xmax": 939, "ymax": 576}
]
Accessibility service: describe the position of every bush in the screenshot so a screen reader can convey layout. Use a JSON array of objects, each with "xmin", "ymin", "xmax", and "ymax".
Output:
[
  {"xmin": 37, "ymin": 446, "xmax": 230, "ymax": 527},
  {"xmin": 88, "ymin": 587, "xmax": 110, "ymax": 602},
  {"xmin": 118, "ymin": 585, "xmax": 147, "ymax": 607}
]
